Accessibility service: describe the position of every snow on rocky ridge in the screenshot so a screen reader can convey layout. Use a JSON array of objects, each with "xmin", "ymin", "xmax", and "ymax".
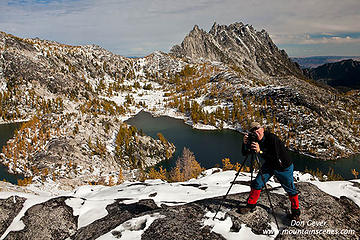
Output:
[{"xmin": 0, "ymin": 169, "xmax": 359, "ymax": 239}]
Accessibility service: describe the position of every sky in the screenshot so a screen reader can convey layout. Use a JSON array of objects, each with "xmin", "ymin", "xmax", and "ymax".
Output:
[{"xmin": 0, "ymin": 0, "xmax": 360, "ymax": 57}]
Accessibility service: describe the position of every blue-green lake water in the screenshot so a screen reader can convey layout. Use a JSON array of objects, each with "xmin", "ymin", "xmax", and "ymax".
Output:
[
  {"xmin": 0, "ymin": 122, "xmax": 24, "ymax": 184},
  {"xmin": 127, "ymin": 111, "xmax": 360, "ymax": 180}
]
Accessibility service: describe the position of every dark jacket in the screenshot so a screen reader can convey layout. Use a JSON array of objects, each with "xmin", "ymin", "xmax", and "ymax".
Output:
[{"xmin": 242, "ymin": 131, "xmax": 292, "ymax": 170}]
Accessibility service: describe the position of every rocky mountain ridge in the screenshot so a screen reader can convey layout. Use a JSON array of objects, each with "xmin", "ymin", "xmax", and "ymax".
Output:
[{"xmin": 170, "ymin": 22, "xmax": 304, "ymax": 78}]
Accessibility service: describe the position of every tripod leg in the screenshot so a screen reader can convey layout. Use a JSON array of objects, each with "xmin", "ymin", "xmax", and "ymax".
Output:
[
  {"xmin": 213, "ymin": 155, "xmax": 249, "ymax": 220},
  {"xmin": 255, "ymin": 153, "xmax": 280, "ymax": 230},
  {"xmin": 250, "ymin": 154, "xmax": 253, "ymax": 182}
]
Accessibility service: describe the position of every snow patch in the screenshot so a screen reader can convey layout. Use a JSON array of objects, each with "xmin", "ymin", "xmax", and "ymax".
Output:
[
  {"xmin": 67, "ymin": 197, "xmax": 115, "ymax": 229},
  {"xmin": 96, "ymin": 213, "xmax": 165, "ymax": 240},
  {"xmin": 310, "ymin": 181, "xmax": 360, "ymax": 207},
  {"xmin": 0, "ymin": 80, "xmax": 6, "ymax": 92},
  {"xmin": 203, "ymin": 211, "xmax": 277, "ymax": 240},
  {"xmin": 0, "ymin": 195, "xmax": 53, "ymax": 240}
]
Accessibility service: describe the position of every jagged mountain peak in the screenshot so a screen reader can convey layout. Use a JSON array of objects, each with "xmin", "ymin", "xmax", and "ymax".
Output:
[
  {"xmin": 209, "ymin": 21, "xmax": 249, "ymax": 34},
  {"xmin": 185, "ymin": 24, "xmax": 208, "ymax": 41},
  {"xmin": 170, "ymin": 22, "xmax": 304, "ymax": 78},
  {"xmin": 191, "ymin": 24, "xmax": 202, "ymax": 32}
]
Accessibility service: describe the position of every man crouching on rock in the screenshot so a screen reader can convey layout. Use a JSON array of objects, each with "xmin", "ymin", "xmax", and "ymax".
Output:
[{"xmin": 238, "ymin": 122, "xmax": 301, "ymax": 221}]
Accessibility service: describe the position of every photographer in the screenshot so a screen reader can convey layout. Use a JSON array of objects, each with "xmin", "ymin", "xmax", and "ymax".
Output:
[{"xmin": 238, "ymin": 122, "xmax": 300, "ymax": 221}]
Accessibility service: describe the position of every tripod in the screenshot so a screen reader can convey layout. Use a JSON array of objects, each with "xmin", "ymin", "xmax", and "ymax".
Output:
[{"xmin": 212, "ymin": 151, "xmax": 280, "ymax": 230}]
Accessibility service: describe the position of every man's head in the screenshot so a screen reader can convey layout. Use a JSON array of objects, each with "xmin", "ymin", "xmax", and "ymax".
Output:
[{"xmin": 249, "ymin": 122, "xmax": 264, "ymax": 141}]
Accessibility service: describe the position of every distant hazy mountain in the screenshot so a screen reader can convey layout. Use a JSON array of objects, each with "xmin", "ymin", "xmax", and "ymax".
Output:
[
  {"xmin": 308, "ymin": 59, "xmax": 360, "ymax": 91},
  {"xmin": 292, "ymin": 56, "xmax": 360, "ymax": 69}
]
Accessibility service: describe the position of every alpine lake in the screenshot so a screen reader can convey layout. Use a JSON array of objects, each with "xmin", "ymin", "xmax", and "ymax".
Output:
[
  {"xmin": 0, "ymin": 122, "xmax": 24, "ymax": 184},
  {"xmin": 1, "ymin": 111, "xmax": 359, "ymax": 184},
  {"xmin": 127, "ymin": 111, "xmax": 360, "ymax": 180}
]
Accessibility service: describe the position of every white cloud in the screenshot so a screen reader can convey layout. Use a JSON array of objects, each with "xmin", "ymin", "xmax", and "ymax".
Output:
[
  {"xmin": 271, "ymin": 33, "xmax": 360, "ymax": 45},
  {"xmin": 300, "ymin": 36, "xmax": 360, "ymax": 45}
]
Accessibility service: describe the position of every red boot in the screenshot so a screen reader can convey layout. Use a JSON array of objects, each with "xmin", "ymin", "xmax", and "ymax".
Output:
[
  {"xmin": 237, "ymin": 188, "xmax": 261, "ymax": 214},
  {"xmin": 289, "ymin": 194, "xmax": 301, "ymax": 220},
  {"xmin": 248, "ymin": 188, "xmax": 261, "ymax": 205}
]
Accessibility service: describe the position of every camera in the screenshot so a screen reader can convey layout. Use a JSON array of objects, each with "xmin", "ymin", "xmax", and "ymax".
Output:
[{"xmin": 246, "ymin": 131, "xmax": 259, "ymax": 150}]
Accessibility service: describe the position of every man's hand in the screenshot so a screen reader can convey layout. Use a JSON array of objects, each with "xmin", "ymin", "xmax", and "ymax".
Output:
[
  {"xmin": 243, "ymin": 134, "xmax": 248, "ymax": 144},
  {"xmin": 251, "ymin": 142, "xmax": 260, "ymax": 153}
]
